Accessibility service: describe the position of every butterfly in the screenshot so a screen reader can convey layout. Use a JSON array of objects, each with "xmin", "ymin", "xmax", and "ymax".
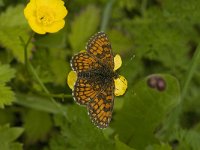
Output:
[{"xmin": 70, "ymin": 32, "xmax": 118, "ymax": 128}]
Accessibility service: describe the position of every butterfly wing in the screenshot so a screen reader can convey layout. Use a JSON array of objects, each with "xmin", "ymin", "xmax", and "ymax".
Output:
[
  {"xmin": 71, "ymin": 51, "xmax": 98, "ymax": 72},
  {"xmin": 71, "ymin": 51, "xmax": 103, "ymax": 105},
  {"xmin": 86, "ymin": 32, "xmax": 114, "ymax": 70},
  {"xmin": 71, "ymin": 32, "xmax": 115, "ymax": 128},
  {"xmin": 73, "ymin": 77, "xmax": 102, "ymax": 105},
  {"xmin": 87, "ymin": 80, "xmax": 114, "ymax": 128}
]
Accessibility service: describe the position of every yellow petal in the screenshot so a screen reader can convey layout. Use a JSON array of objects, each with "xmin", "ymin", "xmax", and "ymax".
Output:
[
  {"xmin": 36, "ymin": 0, "xmax": 62, "ymax": 7},
  {"xmin": 27, "ymin": 17, "xmax": 46, "ymax": 34},
  {"xmin": 24, "ymin": 0, "xmax": 36, "ymax": 19},
  {"xmin": 80, "ymin": 50, "xmax": 86, "ymax": 52},
  {"xmin": 114, "ymin": 54, "xmax": 122, "ymax": 71},
  {"xmin": 24, "ymin": 0, "xmax": 67, "ymax": 34},
  {"xmin": 114, "ymin": 75, "xmax": 128, "ymax": 96},
  {"xmin": 44, "ymin": 20, "xmax": 65, "ymax": 33},
  {"xmin": 53, "ymin": 1, "xmax": 68, "ymax": 19},
  {"xmin": 36, "ymin": 0, "xmax": 67, "ymax": 19},
  {"xmin": 67, "ymin": 71, "xmax": 77, "ymax": 90}
]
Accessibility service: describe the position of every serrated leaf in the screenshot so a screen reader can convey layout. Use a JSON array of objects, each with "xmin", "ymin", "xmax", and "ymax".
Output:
[
  {"xmin": 0, "ymin": 84, "xmax": 15, "ymax": 108},
  {"xmin": 53, "ymin": 105, "xmax": 114, "ymax": 150},
  {"xmin": 0, "ymin": 124, "xmax": 24, "ymax": 143},
  {"xmin": 0, "ymin": 124, "xmax": 23, "ymax": 150},
  {"xmin": 171, "ymin": 129, "xmax": 200, "ymax": 150},
  {"xmin": 23, "ymin": 109, "xmax": 53, "ymax": 144},
  {"xmin": 0, "ymin": 64, "xmax": 15, "ymax": 83},
  {"xmin": 69, "ymin": 5, "xmax": 100, "ymax": 52},
  {"xmin": 0, "ymin": 5, "xmax": 32, "ymax": 63},
  {"xmin": 0, "ymin": 5, "xmax": 27, "ymax": 27},
  {"xmin": 0, "ymin": 64, "xmax": 15, "ymax": 108},
  {"xmin": 163, "ymin": 0, "xmax": 200, "ymax": 23},
  {"xmin": 113, "ymin": 74, "xmax": 180, "ymax": 150}
]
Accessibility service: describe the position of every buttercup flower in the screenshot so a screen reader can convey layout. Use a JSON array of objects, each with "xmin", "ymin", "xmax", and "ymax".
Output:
[
  {"xmin": 24, "ymin": 0, "xmax": 68, "ymax": 34},
  {"xmin": 67, "ymin": 53, "xmax": 127, "ymax": 96}
]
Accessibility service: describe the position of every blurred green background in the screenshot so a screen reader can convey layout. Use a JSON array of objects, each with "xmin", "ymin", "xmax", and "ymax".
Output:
[{"xmin": 0, "ymin": 0, "xmax": 200, "ymax": 150}]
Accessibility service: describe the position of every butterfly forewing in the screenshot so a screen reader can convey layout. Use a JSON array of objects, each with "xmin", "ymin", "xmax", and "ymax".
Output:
[
  {"xmin": 86, "ymin": 32, "xmax": 114, "ymax": 70},
  {"xmin": 71, "ymin": 52, "xmax": 98, "ymax": 72}
]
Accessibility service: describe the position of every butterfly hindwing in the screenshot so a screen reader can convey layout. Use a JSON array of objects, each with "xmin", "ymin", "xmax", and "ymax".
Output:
[
  {"xmin": 87, "ymin": 81, "xmax": 114, "ymax": 128},
  {"xmin": 73, "ymin": 77, "xmax": 102, "ymax": 105}
]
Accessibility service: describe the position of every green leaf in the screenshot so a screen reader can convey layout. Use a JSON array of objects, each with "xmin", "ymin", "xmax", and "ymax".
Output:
[
  {"xmin": 15, "ymin": 93, "xmax": 67, "ymax": 114},
  {"xmin": 0, "ymin": 5, "xmax": 33, "ymax": 63},
  {"xmin": 0, "ymin": 0, "xmax": 4, "ymax": 7},
  {"xmin": 35, "ymin": 30, "xmax": 67, "ymax": 49},
  {"xmin": 9, "ymin": 143, "xmax": 23, "ymax": 150},
  {"xmin": 69, "ymin": 5, "xmax": 100, "ymax": 52},
  {"xmin": 0, "ymin": 64, "xmax": 15, "ymax": 108},
  {"xmin": 53, "ymin": 105, "xmax": 114, "ymax": 150},
  {"xmin": 23, "ymin": 109, "xmax": 53, "ymax": 144},
  {"xmin": 0, "ymin": 85, "xmax": 15, "ymax": 108},
  {"xmin": 146, "ymin": 143, "xmax": 172, "ymax": 150},
  {"xmin": 171, "ymin": 129, "xmax": 200, "ymax": 150},
  {"xmin": 163, "ymin": 0, "xmax": 200, "ymax": 23},
  {"xmin": 117, "ymin": 0, "xmax": 137, "ymax": 11},
  {"xmin": 0, "ymin": 124, "xmax": 23, "ymax": 150},
  {"xmin": 108, "ymin": 30, "xmax": 133, "ymax": 54},
  {"xmin": 0, "ymin": 64, "xmax": 15, "ymax": 83},
  {"xmin": 115, "ymin": 136, "xmax": 136, "ymax": 150},
  {"xmin": 47, "ymin": 134, "xmax": 68, "ymax": 150},
  {"xmin": 113, "ymin": 74, "xmax": 180, "ymax": 150},
  {"xmin": 0, "ymin": 109, "xmax": 15, "ymax": 125},
  {"xmin": 0, "ymin": 124, "xmax": 24, "ymax": 143},
  {"xmin": 49, "ymin": 48, "xmax": 69, "ymax": 85}
]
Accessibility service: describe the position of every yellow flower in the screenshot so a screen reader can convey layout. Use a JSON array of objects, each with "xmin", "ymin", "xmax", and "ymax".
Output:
[
  {"xmin": 67, "ymin": 53, "xmax": 127, "ymax": 96},
  {"xmin": 24, "ymin": 0, "xmax": 68, "ymax": 34}
]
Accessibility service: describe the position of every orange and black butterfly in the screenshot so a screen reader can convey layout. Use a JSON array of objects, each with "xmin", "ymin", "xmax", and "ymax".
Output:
[{"xmin": 70, "ymin": 32, "xmax": 118, "ymax": 128}]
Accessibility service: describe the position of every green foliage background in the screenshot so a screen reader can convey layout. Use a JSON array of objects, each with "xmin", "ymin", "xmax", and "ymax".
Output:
[{"xmin": 0, "ymin": 0, "xmax": 200, "ymax": 149}]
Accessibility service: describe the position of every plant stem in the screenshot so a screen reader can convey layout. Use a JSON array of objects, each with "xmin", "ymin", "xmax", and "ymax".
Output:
[
  {"xmin": 100, "ymin": 0, "xmax": 115, "ymax": 31},
  {"xmin": 38, "ymin": 93, "xmax": 72, "ymax": 99},
  {"xmin": 22, "ymin": 32, "xmax": 67, "ymax": 118},
  {"xmin": 181, "ymin": 43, "xmax": 200, "ymax": 99},
  {"xmin": 141, "ymin": 0, "xmax": 147, "ymax": 17}
]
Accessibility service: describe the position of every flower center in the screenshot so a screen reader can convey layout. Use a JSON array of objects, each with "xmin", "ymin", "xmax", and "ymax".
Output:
[{"xmin": 37, "ymin": 6, "xmax": 55, "ymax": 26}]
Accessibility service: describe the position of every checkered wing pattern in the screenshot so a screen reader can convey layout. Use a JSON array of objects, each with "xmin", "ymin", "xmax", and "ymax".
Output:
[
  {"xmin": 87, "ymin": 81, "xmax": 114, "ymax": 128},
  {"xmin": 73, "ymin": 78, "xmax": 101, "ymax": 105},
  {"xmin": 71, "ymin": 52, "xmax": 98, "ymax": 72},
  {"xmin": 86, "ymin": 32, "xmax": 114, "ymax": 70}
]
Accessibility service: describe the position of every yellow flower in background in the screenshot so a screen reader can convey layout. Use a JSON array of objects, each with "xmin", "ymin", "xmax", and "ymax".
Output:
[
  {"xmin": 67, "ymin": 71, "xmax": 77, "ymax": 90},
  {"xmin": 24, "ymin": 0, "xmax": 68, "ymax": 34},
  {"xmin": 67, "ymin": 54, "xmax": 127, "ymax": 96}
]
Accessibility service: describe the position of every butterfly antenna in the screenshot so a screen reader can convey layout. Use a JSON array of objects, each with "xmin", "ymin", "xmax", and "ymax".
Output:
[{"xmin": 123, "ymin": 52, "xmax": 135, "ymax": 67}]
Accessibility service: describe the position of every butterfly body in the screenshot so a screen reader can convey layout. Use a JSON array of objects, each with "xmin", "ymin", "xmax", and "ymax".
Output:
[{"xmin": 71, "ymin": 32, "xmax": 116, "ymax": 128}]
